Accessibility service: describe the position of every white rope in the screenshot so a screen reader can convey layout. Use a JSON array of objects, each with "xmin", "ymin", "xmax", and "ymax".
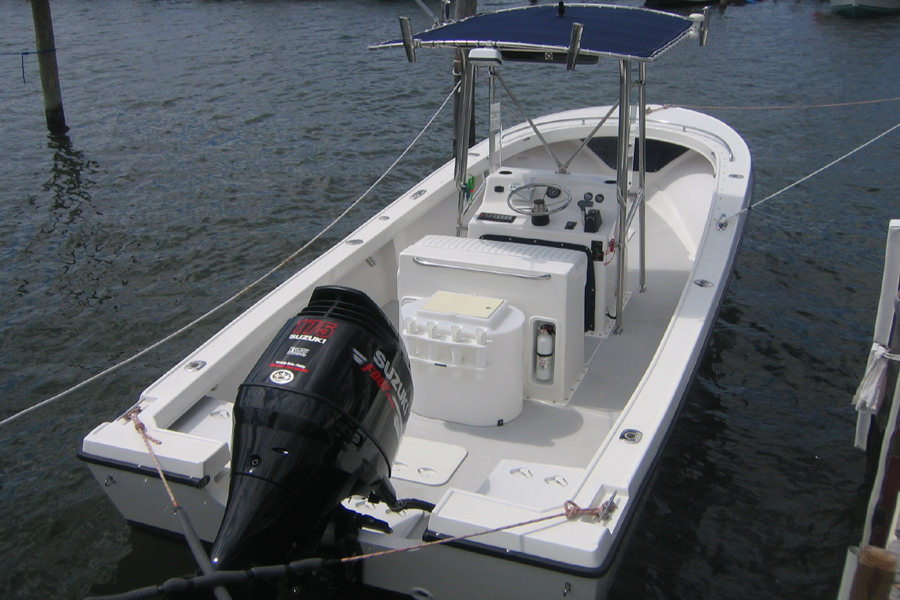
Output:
[
  {"xmin": 751, "ymin": 119, "xmax": 900, "ymax": 210},
  {"xmin": 0, "ymin": 83, "xmax": 460, "ymax": 429},
  {"xmin": 673, "ymin": 95, "xmax": 900, "ymax": 112},
  {"xmin": 721, "ymin": 119, "xmax": 900, "ymax": 225},
  {"xmin": 6, "ymin": 98, "xmax": 896, "ymax": 429}
]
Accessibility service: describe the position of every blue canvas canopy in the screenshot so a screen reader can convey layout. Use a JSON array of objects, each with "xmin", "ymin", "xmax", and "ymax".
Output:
[{"xmin": 372, "ymin": 3, "xmax": 697, "ymax": 63}]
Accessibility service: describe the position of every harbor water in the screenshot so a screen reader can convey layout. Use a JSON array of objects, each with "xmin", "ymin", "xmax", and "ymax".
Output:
[{"xmin": 2, "ymin": 1, "xmax": 900, "ymax": 598}]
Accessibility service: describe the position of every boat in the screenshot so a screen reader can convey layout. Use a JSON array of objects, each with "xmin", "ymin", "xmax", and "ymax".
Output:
[
  {"xmin": 79, "ymin": 4, "xmax": 753, "ymax": 598},
  {"xmin": 837, "ymin": 220, "xmax": 900, "ymax": 600},
  {"xmin": 644, "ymin": 0, "xmax": 719, "ymax": 10},
  {"xmin": 831, "ymin": 0, "xmax": 900, "ymax": 17}
]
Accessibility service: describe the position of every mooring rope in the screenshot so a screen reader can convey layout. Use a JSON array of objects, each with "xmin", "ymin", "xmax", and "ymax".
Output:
[
  {"xmin": 129, "ymin": 354, "xmax": 618, "ymax": 557},
  {"xmin": 84, "ymin": 558, "xmax": 332, "ymax": 600},
  {"xmin": 84, "ymin": 493, "xmax": 618, "ymax": 600},
  {"xmin": 718, "ymin": 117, "xmax": 900, "ymax": 225},
  {"xmin": 125, "ymin": 407, "xmax": 232, "ymax": 600},
  {"xmin": 341, "ymin": 495, "xmax": 618, "ymax": 565},
  {"xmin": 125, "ymin": 407, "xmax": 175, "ymax": 505},
  {"xmin": 669, "ymin": 95, "xmax": 900, "ymax": 112},
  {"xmin": 4, "ymin": 92, "xmax": 898, "ymax": 430},
  {"xmin": 106, "ymin": 397, "xmax": 619, "ymax": 595},
  {"xmin": 0, "ymin": 82, "xmax": 459, "ymax": 430},
  {"xmin": 750, "ymin": 118, "xmax": 900, "ymax": 211}
]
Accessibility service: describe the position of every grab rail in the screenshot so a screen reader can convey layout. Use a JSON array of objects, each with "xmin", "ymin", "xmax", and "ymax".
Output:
[
  {"xmin": 412, "ymin": 257, "xmax": 551, "ymax": 280},
  {"xmin": 647, "ymin": 117, "xmax": 735, "ymax": 161}
]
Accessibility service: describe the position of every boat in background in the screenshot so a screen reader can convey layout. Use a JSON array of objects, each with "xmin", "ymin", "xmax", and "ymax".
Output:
[
  {"xmin": 831, "ymin": 0, "xmax": 900, "ymax": 17},
  {"xmin": 80, "ymin": 4, "xmax": 752, "ymax": 598},
  {"xmin": 645, "ymin": 0, "xmax": 719, "ymax": 10},
  {"xmin": 837, "ymin": 220, "xmax": 900, "ymax": 600}
]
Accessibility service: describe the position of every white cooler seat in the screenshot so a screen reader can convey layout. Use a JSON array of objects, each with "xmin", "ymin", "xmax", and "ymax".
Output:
[{"xmin": 398, "ymin": 235, "xmax": 587, "ymax": 410}]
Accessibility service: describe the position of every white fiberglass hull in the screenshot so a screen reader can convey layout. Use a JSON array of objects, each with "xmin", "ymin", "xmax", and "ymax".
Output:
[
  {"xmin": 831, "ymin": 0, "xmax": 900, "ymax": 16},
  {"xmin": 81, "ymin": 105, "xmax": 752, "ymax": 598}
]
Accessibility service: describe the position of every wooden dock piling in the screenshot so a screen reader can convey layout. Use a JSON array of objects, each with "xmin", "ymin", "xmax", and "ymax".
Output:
[{"xmin": 30, "ymin": 0, "xmax": 67, "ymax": 134}]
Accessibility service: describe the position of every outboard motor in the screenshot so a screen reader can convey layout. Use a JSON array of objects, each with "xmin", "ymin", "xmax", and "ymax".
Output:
[{"xmin": 209, "ymin": 286, "xmax": 412, "ymax": 570}]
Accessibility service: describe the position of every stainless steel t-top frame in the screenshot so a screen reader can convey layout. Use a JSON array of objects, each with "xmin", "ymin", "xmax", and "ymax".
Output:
[
  {"xmin": 389, "ymin": 5, "xmax": 711, "ymax": 334},
  {"xmin": 453, "ymin": 49, "xmax": 648, "ymax": 335}
]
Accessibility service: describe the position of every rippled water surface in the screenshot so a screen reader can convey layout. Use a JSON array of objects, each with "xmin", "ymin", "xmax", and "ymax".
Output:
[{"xmin": 2, "ymin": 1, "xmax": 900, "ymax": 598}]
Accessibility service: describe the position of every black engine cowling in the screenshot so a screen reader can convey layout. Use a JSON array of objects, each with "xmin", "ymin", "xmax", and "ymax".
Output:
[{"xmin": 209, "ymin": 285, "xmax": 412, "ymax": 570}]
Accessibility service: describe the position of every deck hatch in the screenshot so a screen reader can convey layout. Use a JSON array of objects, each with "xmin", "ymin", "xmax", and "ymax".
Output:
[{"xmin": 422, "ymin": 291, "xmax": 504, "ymax": 319}]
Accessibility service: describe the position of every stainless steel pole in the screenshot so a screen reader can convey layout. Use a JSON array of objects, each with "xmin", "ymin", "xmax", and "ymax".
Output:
[
  {"xmin": 455, "ymin": 54, "xmax": 475, "ymax": 236},
  {"xmin": 614, "ymin": 60, "xmax": 632, "ymax": 334},
  {"xmin": 639, "ymin": 62, "xmax": 647, "ymax": 293}
]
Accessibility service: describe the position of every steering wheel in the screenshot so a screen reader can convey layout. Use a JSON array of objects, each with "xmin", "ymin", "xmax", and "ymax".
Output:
[{"xmin": 506, "ymin": 182, "xmax": 572, "ymax": 218}]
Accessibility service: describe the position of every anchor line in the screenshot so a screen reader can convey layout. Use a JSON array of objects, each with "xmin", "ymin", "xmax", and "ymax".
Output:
[{"xmin": 0, "ymin": 82, "xmax": 460, "ymax": 430}]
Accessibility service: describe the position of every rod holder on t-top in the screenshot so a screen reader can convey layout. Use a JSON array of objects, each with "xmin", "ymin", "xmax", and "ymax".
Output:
[
  {"xmin": 566, "ymin": 23, "xmax": 584, "ymax": 71},
  {"xmin": 400, "ymin": 17, "xmax": 416, "ymax": 63}
]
